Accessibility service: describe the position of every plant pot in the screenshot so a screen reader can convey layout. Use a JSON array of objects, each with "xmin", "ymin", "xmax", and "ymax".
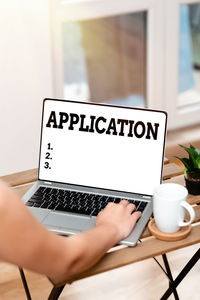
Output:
[{"xmin": 185, "ymin": 177, "xmax": 200, "ymax": 195}]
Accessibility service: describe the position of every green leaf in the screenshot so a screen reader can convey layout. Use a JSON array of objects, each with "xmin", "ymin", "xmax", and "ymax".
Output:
[
  {"xmin": 190, "ymin": 144, "xmax": 200, "ymax": 155},
  {"xmin": 174, "ymin": 156, "xmax": 192, "ymax": 171},
  {"xmin": 184, "ymin": 168, "xmax": 188, "ymax": 179},
  {"xmin": 197, "ymin": 156, "xmax": 200, "ymax": 168},
  {"xmin": 179, "ymin": 144, "xmax": 191, "ymax": 154},
  {"xmin": 180, "ymin": 145, "xmax": 197, "ymax": 158},
  {"xmin": 179, "ymin": 144, "xmax": 198, "ymax": 169}
]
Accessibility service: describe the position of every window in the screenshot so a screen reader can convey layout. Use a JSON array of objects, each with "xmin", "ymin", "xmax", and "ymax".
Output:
[
  {"xmin": 51, "ymin": 0, "xmax": 200, "ymax": 129},
  {"xmin": 62, "ymin": 12, "xmax": 147, "ymax": 107}
]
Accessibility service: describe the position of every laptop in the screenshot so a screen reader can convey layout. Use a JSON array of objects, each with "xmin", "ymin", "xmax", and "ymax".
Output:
[{"xmin": 22, "ymin": 98, "xmax": 167, "ymax": 246}]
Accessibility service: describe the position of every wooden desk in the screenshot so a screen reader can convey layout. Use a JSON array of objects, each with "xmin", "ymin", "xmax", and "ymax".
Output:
[{"xmin": 1, "ymin": 160, "xmax": 200, "ymax": 300}]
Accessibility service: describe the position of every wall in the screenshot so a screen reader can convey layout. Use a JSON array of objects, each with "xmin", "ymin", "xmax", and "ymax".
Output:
[{"xmin": 0, "ymin": 0, "xmax": 53, "ymax": 176}]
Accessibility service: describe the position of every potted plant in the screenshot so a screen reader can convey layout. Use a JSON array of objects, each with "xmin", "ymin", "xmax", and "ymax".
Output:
[{"xmin": 175, "ymin": 144, "xmax": 200, "ymax": 195}]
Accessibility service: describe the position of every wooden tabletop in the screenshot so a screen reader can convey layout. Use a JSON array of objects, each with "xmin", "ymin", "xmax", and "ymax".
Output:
[{"xmin": 1, "ymin": 159, "xmax": 200, "ymax": 288}]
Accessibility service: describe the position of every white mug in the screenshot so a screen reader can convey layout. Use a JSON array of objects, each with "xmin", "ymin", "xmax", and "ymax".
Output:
[{"xmin": 153, "ymin": 183, "xmax": 195, "ymax": 233}]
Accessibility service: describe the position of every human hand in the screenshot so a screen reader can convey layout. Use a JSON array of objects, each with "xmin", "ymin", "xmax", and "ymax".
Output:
[{"xmin": 96, "ymin": 200, "xmax": 142, "ymax": 242}]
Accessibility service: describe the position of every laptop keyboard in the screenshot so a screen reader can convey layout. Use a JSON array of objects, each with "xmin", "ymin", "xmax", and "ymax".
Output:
[{"xmin": 26, "ymin": 187, "xmax": 148, "ymax": 216}]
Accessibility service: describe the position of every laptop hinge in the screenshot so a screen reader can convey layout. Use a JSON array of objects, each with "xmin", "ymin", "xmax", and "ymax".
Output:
[{"xmin": 43, "ymin": 181, "xmax": 52, "ymax": 185}]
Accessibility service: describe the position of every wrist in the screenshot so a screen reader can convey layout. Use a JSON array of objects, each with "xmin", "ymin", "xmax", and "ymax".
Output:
[{"xmin": 96, "ymin": 222, "xmax": 121, "ymax": 245}]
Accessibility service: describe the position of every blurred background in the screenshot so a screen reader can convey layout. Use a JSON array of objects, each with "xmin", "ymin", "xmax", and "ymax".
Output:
[{"xmin": 1, "ymin": 0, "xmax": 200, "ymax": 176}]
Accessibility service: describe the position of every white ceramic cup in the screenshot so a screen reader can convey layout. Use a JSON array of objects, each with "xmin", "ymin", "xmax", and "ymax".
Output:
[{"xmin": 153, "ymin": 183, "xmax": 195, "ymax": 233}]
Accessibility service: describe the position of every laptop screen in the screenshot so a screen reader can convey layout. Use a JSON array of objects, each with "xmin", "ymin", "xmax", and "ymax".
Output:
[{"xmin": 39, "ymin": 99, "xmax": 167, "ymax": 196}]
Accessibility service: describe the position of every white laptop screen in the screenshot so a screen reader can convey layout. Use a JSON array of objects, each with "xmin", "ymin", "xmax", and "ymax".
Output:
[{"xmin": 39, "ymin": 99, "xmax": 167, "ymax": 196}]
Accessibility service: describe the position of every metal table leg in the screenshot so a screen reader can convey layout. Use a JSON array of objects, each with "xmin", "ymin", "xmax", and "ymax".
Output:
[
  {"xmin": 162, "ymin": 254, "xmax": 179, "ymax": 300},
  {"xmin": 160, "ymin": 248, "xmax": 200, "ymax": 300},
  {"xmin": 48, "ymin": 285, "xmax": 65, "ymax": 300},
  {"xmin": 18, "ymin": 268, "xmax": 32, "ymax": 300},
  {"xmin": 153, "ymin": 255, "xmax": 179, "ymax": 300}
]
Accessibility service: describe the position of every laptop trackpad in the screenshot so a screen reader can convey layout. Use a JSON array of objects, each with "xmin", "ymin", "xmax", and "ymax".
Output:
[{"xmin": 43, "ymin": 212, "xmax": 89, "ymax": 231}]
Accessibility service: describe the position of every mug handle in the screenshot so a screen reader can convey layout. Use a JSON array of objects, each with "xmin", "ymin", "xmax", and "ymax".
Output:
[{"xmin": 178, "ymin": 201, "xmax": 195, "ymax": 227}]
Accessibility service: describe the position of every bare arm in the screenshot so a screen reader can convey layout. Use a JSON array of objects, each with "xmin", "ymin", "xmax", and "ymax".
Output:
[{"xmin": 0, "ymin": 180, "xmax": 141, "ymax": 281}]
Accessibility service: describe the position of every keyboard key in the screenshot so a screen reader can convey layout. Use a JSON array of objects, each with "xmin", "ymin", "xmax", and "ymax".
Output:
[
  {"xmin": 30, "ymin": 196, "xmax": 43, "ymax": 203},
  {"xmin": 40, "ymin": 201, "xmax": 49, "ymax": 208},
  {"xmin": 48, "ymin": 202, "xmax": 56, "ymax": 210},
  {"xmin": 57, "ymin": 189, "xmax": 65, "ymax": 195},
  {"xmin": 137, "ymin": 202, "xmax": 147, "ymax": 212},
  {"xmin": 91, "ymin": 208, "xmax": 100, "ymax": 216},
  {"xmin": 140, "ymin": 202, "xmax": 147, "ymax": 208},
  {"xmin": 64, "ymin": 195, "xmax": 70, "ymax": 202},
  {"xmin": 34, "ymin": 191, "xmax": 44, "ymax": 197},
  {"xmin": 55, "ymin": 204, "xmax": 65, "ymax": 211},
  {"xmin": 134, "ymin": 200, "xmax": 140, "ymax": 208},
  {"xmin": 50, "ymin": 195, "xmax": 57, "ymax": 201},
  {"xmin": 45, "ymin": 187, "xmax": 52, "ymax": 194},
  {"xmin": 100, "ymin": 203, "xmax": 108, "ymax": 209},
  {"xmin": 26, "ymin": 201, "xmax": 34, "ymax": 207},
  {"xmin": 37, "ymin": 187, "xmax": 46, "ymax": 193},
  {"xmin": 51, "ymin": 189, "xmax": 59, "ymax": 195},
  {"xmin": 114, "ymin": 198, "xmax": 121, "ymax": 203}
]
